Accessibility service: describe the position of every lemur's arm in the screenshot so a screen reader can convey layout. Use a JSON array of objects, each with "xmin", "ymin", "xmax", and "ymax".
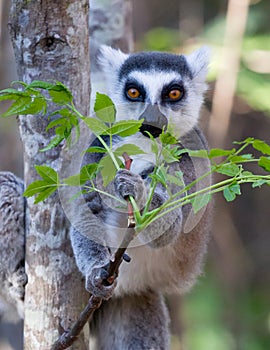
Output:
[
  {"xmin": 70, "ymin": 227, "xmax": 116, "ymax": 299},
  {"xmin": 0, "ymin": 172, "xmax": 27, "ymax": 321}
]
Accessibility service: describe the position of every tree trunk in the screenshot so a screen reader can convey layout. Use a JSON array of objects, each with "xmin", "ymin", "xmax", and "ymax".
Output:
[
  {"xmin": 9, "ymin": 1, "xmax": 90, "ymax": 349},
  {"xmin": 90, "ymin": 0, "xmax": 133, "ymax": 98}
]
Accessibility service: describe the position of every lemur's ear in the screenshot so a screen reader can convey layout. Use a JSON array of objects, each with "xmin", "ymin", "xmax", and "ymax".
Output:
[
  {"xmin": 185, "ymin": 46, "xmax": 210, "ymax": 83},
  {"xmin": 98, "ymin": 45, "xmax": 129, "ymax": 74}
]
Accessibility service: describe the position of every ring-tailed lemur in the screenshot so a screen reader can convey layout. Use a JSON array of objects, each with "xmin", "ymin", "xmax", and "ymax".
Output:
[
  {"xmin": 0, "ymin": 172, "xmax": 26, "ymax": 322},
  {"xmin": 70, "ymin": 46, "xmax": 211, "ymax": 350}
]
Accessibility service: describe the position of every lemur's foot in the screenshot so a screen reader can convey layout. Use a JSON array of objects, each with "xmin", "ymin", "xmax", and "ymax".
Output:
[{"xmin": 8, "ymin": 266, "xmax": 28, "ymax": 302}]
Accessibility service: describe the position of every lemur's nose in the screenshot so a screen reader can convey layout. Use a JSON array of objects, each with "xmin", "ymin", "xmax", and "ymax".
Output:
[{"xmin": 139, "ymin": 104, "xmax": 168, "ymax": 138}]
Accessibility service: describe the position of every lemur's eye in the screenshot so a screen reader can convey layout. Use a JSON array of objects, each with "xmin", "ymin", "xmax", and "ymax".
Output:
[
  {"xmin": 168, "ymin": 89, "xmax": 183, "ymax": 101},
  {"xmin": 126, "ymin": 88, "xmax": 141, "ymax": 100}
]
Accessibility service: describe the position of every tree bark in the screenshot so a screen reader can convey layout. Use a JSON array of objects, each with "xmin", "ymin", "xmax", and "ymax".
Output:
[
  {"xmin": 90, "ymin": 0, "xmax": 133, "ymax": 98},
  {"xmin": 9, "ymin": 1, "xmax": 90, "ymax": 349}
]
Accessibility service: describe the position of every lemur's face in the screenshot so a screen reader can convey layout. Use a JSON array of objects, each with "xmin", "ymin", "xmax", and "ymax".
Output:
[{"xmin": 99, "ymin": 46, "xmax": 209, "ymax": 138}]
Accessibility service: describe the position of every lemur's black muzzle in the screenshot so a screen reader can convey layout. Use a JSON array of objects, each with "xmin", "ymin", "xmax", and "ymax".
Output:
[{"xmin": 139, "ymin": 104, "xmax": 168, "ymax": 138}]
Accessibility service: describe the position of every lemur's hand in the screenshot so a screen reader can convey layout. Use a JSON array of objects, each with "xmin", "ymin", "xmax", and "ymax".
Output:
[
  {"xmin": 85, "ymin": 265, "xmax": 117, "ymax": 300},
  {"xmin": 114, "ymin": 169, "xmax": 147, "ymax": 208}
]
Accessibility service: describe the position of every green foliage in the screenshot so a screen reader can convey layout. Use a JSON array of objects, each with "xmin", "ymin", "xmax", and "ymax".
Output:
[
  {"xmin": 192, "ymin": 193, "xmax": 212, "ymax": 214},
  {"xmin": 23, "ymin": 165, "xmax": 58, "ymax": 204},
  {"xmin": 1, "ymin": 82, "xmax": 270, "ymax": 232},
  {"xmin": 223, "ymin": 183, "xmax": 241, "ymax": 202},
  {"xmin": 64, "ymin": 164, "xmax": 99, "ymax": 186},
  {"xmin": 139, "ymin": 27, "xmax": 181, "ymax": 52},
  {"xmin": 94, "ymin": 92, "xmax": 116, "ymax": 123}
]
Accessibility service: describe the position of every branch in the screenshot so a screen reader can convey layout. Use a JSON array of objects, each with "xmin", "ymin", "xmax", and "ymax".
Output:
[{"xmin": 51, "ymin": 153, "xmax": 135, "ymax": 350}]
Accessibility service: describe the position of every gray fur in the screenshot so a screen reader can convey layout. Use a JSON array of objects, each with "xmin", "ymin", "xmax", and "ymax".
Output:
[
  {"xmin": 0, "ymin": 172, "xmax": 26, "ymax": 321},
  {"xmin": 71, "ymin": 46, "xmax": 211, "ymax": 349},
  {"xmin": 91, "ymin": 292, "xmax": 170, "ymax": 350}
]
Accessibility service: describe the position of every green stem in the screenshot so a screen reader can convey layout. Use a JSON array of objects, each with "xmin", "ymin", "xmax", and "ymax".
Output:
[
  {"xmin": 96, "ymin": 135, "xmax": 120, "ymax": 170},
  {"xmin": 143, "ymin": 178, "xmax": 157, "ymax": 215},
  {"xmin": 83, "ymin": 184, "xmax": 125, "ymax": 205},
  {"xmin": 137, "ymin": 174, "xmax": 270, "ymax": 231},
  {"xmin": 228, "ymin": 142, "xmax": 250, "ymax": 159},
  {"xmin": 159, "ymin": 174, "xmax": 269, "ymax": 212}
]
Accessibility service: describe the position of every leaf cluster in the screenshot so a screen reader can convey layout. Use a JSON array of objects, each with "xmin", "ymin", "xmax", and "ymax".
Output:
[{"xmin": 1, "ymin": 82, "xmax": 270, "ymax": 233}]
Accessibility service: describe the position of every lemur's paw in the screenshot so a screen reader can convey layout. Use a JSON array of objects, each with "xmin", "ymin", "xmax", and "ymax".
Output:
[
  {"xmin": 114, "ymin": 169, "xmax": 146, "ymax": 206},
  {"xmin": 85, "ymin": 265, "xmax": 117, "ymax": 300},
  {"xmin": 9, "ymin": 266, "xmax": 28, "ymax": 301}
]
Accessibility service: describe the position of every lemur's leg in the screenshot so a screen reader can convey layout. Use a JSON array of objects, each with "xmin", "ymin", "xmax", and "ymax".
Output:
[
  {"xmin": 92, "ymin": 291, "xmax": 170, "ymax": 350},
  {"xmin": 0, "ymin": 172, "xmax": 26, "ymax": 319}
]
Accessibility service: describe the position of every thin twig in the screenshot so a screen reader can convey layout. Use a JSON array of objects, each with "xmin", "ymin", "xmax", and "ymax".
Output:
[{"xmin": 51, "ymin": 153, "xmax": 135, "ymax": 350}]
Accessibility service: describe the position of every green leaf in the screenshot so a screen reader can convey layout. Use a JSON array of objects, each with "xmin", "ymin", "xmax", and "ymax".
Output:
[
  {"xmin": 85, "ymin": 146, "xmax": 107, "ymax": 154},
  {"xmin": 233, "ymin": 137, "xmax": 254, "ymax": 145},
  {"xmin": 230, "ymin": 154, "xmax": 253, "ymax": 162},
  {"xmin": 162, "ymin": 148, "xmax": 178, "ymax": 163},
  {"xmin": 149, "ymin": 165, "xmax": 168, "ymax": 187},
  {"xmin": 108, "ymin": 120, "xmax": 143, "ymax": 137},
  {"xmin": 35, "ymin": 165, "xmax": 58, "ymax": 183},
  {"xmin": 241, "ymin": 170, "xmax": 254, "ymax": 178},
  {"xmin": 64, "ymin": 164, "xmax": 98, "ymax": 186},
  {"xmin": 11, "ymin": 81, "xmax": 28, "ymax": 87},
  {"xmin": 252, "ymin": 179, "xmax": 270, "ymax": 188},
  {"xmin": 0, "ymin": 88, "xmax": 26, "ymax": 96},
  {"xmin": 151, "ymin": 138, "xmax": 159, "ymax": 157},
  {"xmin": 230, "ymin": 183, "xmax": 241, "ymax": 195},
  {"xmin": 68, "ymin": 190, "xmax": 88, "ymax": 202},
  {"xmin": 48, "ymin": 82, "xmax": 72, "ymax": 104},
  {"xmin": 81, "ymin": 164, "xmax": 99, "ymax": 182},
  {"xmin": 94, "ymin": 92, "xmax": 116, "ymax": 123},
  {"xmin": 46, "ymin": 117, "xmax": 69, "ymax": 131},
  {"xmin": 99, "ymin": 155, "xmax": 120, "ymax": 187},
  {"xmin": 208, "ymin": 148, "xmax": 235, "ymax": 158},
  {"xmin": 217, "ymin": 163, "xmax": 240, "ymax": 176},
  {"xmin": 23, "ymin": 180, "xmax": 50, "ymax": 197},
  {"xmin": 63, "ymin": 174, "xmax": 81, "ymax": 186},
  {"xmin": 253, "ymin": 140, "xmax": 270, "ymax": 156},
  {"xmin": 23, "ymin": 98, "xmax": 47, "ymax": 115},
  {"xmin": 40, "ymin": 135, "xmax": 64, "ymax": 152},
  {"xmin": 187, "ymin": 149, "xmax": 209, "ymax": 158},
  {"xmin": 161, "ymin": 145, "xmax": 182, "ymax": 163},
  {"xmin": 23, "ymin": 179, "xmax": 58, "ymax": 203},
  {"xmin": 84, "ymin": 117, "xmax": 109, "ymax": 135},
  {"xmin": 0, "ymin": 85, "xmax": 48, "ymax": 117},
  {"xmin": 258, "ymin": 156, "xmax": 270, "ymax": 172},
  {"xmin": 167, "ymin": 172, "xmax": 184, "ymax": 187},
  {"xmin": 159, "ymin": 130, "xmax": 178, "ymax": 145},
  {"xmin": 0, "ymin": 93, "xmax": 21, "ymax": 102},
  {"xmin": 113, "ymin": 144, "xmax": 145, "ymax": 156},
  {"xmin": 223, "ymin": 186, "xmax": 236, "ymax": 202},
  {"xmin": 34, "ymin": 186, "xmax": 58, "ymax": 204},
  {"xmin": 223, "ymin": 183, "xmax": 241, "ymax": 202},
  {"xmin": 1, "ymin": 96, "xmax": 31, "ymax": 116},
  {"xmin": 192, "ymin": 193, "xmax": 212, "ymax": 213},
  {"xmin": 26, "ymin": 80, "xmax": 55, "ymax": 90},
  {"xmin": 24, "ymin": 165, "xmax": 59, "ymax": 202}
]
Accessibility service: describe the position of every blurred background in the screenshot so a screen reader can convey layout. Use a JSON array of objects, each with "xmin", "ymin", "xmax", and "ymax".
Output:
[{"xmin": 0, "ymin": 0, "xmax": 269, "ymax": 349}]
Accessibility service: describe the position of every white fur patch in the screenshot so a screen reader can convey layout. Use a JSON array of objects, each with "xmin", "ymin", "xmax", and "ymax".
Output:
[{"xmin": 127, "ymin": 71, "xmax": 183, "ymax": 104}]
